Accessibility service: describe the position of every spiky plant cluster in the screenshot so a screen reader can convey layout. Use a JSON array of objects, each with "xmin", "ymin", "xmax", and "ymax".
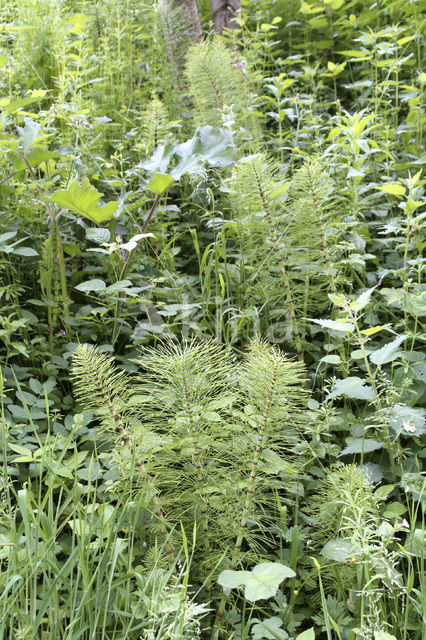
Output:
[
  {"xmin": 71, "ymin": 344, "xmax": 133, "ymax": 435},
  {"xmin": 185, "ymin": 38, "xmax": 247, "ymax": 127},
  {"xmin": 308, "ymin": 464, "xmax": 379, "ymax": 548},
  {"xmin": 230, "ymin": 153, "xmax": 304, "ymax": 359},
  {"xmin": 141, "ymin": 96, "xmax": 171, "ymax": 154},
  {"xmin": 157, "ymin": 0, "xmax": 196, "ymax": 103},
  {"xmin": 71, "ymin": 345, "xmax": 173, "ymax": 560},
  {"xmin": 307, "ymin": 463, "xmax": 407, "ymax": 626},
  {"xmin": 71, "ymin": 339, "xmax": 310, "ymax": 577},
  {"xmin": 285, "ymin": 158, "xmax": 343, "ymax": 303},
  {"xmin": 133, "ymin": 339, "xmax": 237, "ymax": 555}
]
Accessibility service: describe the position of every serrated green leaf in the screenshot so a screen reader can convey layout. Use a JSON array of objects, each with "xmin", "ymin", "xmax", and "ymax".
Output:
[
  {"xmin": 369, "ymin": 335, "xmax": 407, "ymax": 365},
  {"xmin": 376, "ymin": 184, "xmax": 406, "ymax": 197},
  {"xmin": 327, "ymin": 377, "xmax": 375, "ymax": 401},
  {"xmin": 339, "ymin": 438, "xmax": 383, "ymax": 456},
  {"xmin": 309, "ymin": 318, "xmax": 354, "ymax": 333},
  {"xmin": 51, "ymin": 183, "xmax": 119, "ymax": 223}
]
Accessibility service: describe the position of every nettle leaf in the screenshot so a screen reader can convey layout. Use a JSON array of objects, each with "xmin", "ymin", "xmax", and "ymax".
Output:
[
  {"xmin": 400, "ymin": 472, "xmax": 426, "ymax": 499},
  {"xmin": 327, "ymin": 377, "xmax": 375, "ymax": 401},
  {"xmin": 75, "ymin": 279, "xmax": 106, "ymax": 293},
  {"xmin": 252, "ymin": 616, "xmax": 288, "ymax": 640},
  {"xmin": 51, "ymin": 183, "xmax": 119, "ymax": 224},
  {"xmin": 376, "ymin": 184, "xmax": 406, "ymax": 197},
  {"xmin": 386, "ymin": 405, "xmax": 425, "ymax": 437},
  {"xmin": 217, "ymin": 562, "xmax": 295, "ymax": 602},
  {"xmin": 369, "ymin": 335, "xmax": 407, "ymax": 366},
  {"xmin": 351, "ymin": 286, "xmax": 376, "ymax": 312},
  {"xmin": 339, "ymin": 438, "xmax": 383, "ymax": 457},
  {"xmin": 309, "ymin": 318, "xmax": 354, "ymax": 333}
]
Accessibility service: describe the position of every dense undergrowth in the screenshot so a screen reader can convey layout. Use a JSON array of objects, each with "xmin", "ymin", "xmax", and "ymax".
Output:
[{"xmin": 0, "ymin": 0, "xmax": 425, "ymax": 638}]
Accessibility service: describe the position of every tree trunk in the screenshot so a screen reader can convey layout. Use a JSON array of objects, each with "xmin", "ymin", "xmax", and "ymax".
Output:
[
  {"xmin": 174, "ymin": 0, "xmax": 202, "ymax": 42},
  {"xmin": 211, "ymin": 0, "xmax": 241, "ymax": 34}
]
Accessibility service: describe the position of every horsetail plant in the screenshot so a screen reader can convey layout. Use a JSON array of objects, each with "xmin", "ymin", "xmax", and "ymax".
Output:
[
  {"xmin": 134, "ymin": 338, "xmax": 237, "ymax": 556},
  {"xmin": 231, "ymin": 154, "xmax": 304, "ymax": 360},
  {"xmin": 286, "ymin": 158, "xmax": 340, "ymax": 300},
  {"xmin": 214, "ymin": 339, "xmax": 308, "ymax": 632},
  {"xmin": 71, "ymin": 344, "xmax": 174, "ymax": 563}
]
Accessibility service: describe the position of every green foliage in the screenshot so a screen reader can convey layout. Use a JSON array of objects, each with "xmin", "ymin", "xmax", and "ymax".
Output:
[
  {"xmin": 185, "ymin": 38, "xmax": 247, "ymax": 126},
  {"xmin": 0, "ymin": 0, "xmax": 425, "ymax": 638}
]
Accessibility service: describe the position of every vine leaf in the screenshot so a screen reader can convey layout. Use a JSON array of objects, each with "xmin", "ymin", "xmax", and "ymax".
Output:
[{"xmin": 217, "ymin": 562, "xmax": 295, "ymax": 602}]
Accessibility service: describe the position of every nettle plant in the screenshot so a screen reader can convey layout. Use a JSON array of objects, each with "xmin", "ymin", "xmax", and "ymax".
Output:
[{"xmin": 71, "ymin": 338, "xmax": 310, "ymax": 620}]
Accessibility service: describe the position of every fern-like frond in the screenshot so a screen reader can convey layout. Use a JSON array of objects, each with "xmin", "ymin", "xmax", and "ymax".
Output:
[
  {"xmin": 141, "ymin": 96, "xmax": 171, "ymax": 154},
  {"xmin": 71, "ymin": 344, "xmax": 132, "ymax": 433},
  {"xmin": 185, "ymin": 37, "xmax": 246, "ymax": 126},
  {"xmin": 239, "ymin": 338, "xmax": 308, "ymax": 422},
  {"xmin": 285, "ymin": 158, "xmax": 342, "ymax": 295},
  {"xmin": 158, "ymin": 0, "xmax": 195, "ymax": 100},
  {"xmin": 230, "ymin": 154, "xmax": 304, "ymax": 359}
]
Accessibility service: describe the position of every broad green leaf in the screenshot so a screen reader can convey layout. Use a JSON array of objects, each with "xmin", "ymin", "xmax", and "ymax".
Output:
[
  {"xmin": 321, "ymin": 539, "xmax": 359, "ymax": 562},
  {"xmin": 319, "ymin": 355, "xmax": 341, "ymax": 365},
  {"xmin": 252, "ymin": 616, "xmax": 288, "ymax": 640},
  {"xmin": 86, "ymin": 228, "xmax": 111, "ymax": 244},
  {"xmin": 146, "ymin": 173, "xmax": 175, "ymax": 195},
  {"xmin": 339, "ymin": 438, "xmax": 383, "ymax": 456},
  {"xmin": 360, "ymin": 325, "xmax": 388, "ymax": 336},
  {"xmin": 400, "ymin": 473, "xmax": 426, "ymax": 499},
  {"xmin": 327, "ymin": 377, "xmax": 375, "ymax": 401},
  {"xmin": 386, "ymin": 405, "xmax": 425, "ymax": 437},
  {"xmin": 217, "ymin": 569, "xmax": 251, "ymax": 591},
  {"xmin": 218, "ymin": 562, "xmax": 295, "ymax": 602},
  {"xmin": 17, "ymin": 117, "xmax": 41, "ymax": 155},
  {"xmin": 51, "ymin": 183, "xmax": 119, "ymax": 223},
  {"xmin": 68, "ymin": 518, "xmax": 92, "ymax": 536},
  {"xmin": 139, "ymin": 126, "xmax": 236, "ymax": 180},
  {"xmin": 296, "ymin": 628, "xmax": 315, "ymax": 640},
  {"xmin": 374, "ymin": 632, "xmax": 397, "ymax": 640},
  {"xmin": 0, "ymin": 90, "xmax": 47, "ymax": 113},
  {"xmin": 103, "ymin": 280, "xmax": 133, "ymax": 295},
  {"xmin": 13, "ymin": 247, "xmax": 38, "ymax": 257},
  {"xmin": 8, "ymin": 443, "xmax": 33, "ymax": 456},
  {"xmin": 369, "ymin": 335, "xmax": 407, "ymax": 365},
  {"xmin": 383, "ymin": 502, "xmax": 407, "ymax": 518},
  {"xmin": 75, "ymin": 279, "xmax": 106, "ymax": 292},
  {"xmin": 376, "ymin": 184, "xmax": 406, "ymax": 197},
  {"xmin": 374, "ymin": 484, "xmax": 395, "ymax": 499},
  {"xmin": 309, "ymin": 318, "xmax": 354, "ymax": 333}
]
